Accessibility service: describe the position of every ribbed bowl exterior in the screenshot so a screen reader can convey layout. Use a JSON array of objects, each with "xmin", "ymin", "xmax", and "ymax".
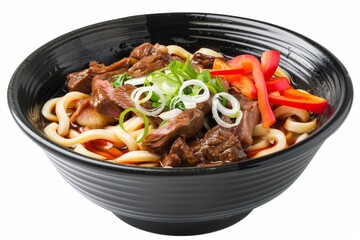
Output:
[
  {"xmin": 8, "ymin": 13, "xmax": 353, "ymax": 235},
  {"xmin": 46, "ymin": 145, "xmax": 319, "ymax": 223}
]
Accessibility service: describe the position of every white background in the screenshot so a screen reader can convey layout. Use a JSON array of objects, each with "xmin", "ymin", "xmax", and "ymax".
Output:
[{"xmin": 1, "ymin": 0, "xmax": 359, "ymax": 239}]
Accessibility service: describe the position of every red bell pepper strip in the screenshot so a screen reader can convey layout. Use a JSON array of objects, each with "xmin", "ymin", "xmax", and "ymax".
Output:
[
  {"xmin": 261, "ymin": 50, "xmax": 280, "ymax": 81},
  {"xmin": 228, "ymin": 55, "xmax": 276, "ymax": 127},
  {"xmin": 213, "ymin": 58, "xmax": 230, "ymax": 70},
  {"xmin": 268, "ymin": 88, "xmax": 328, "ymax": 114},
  {"xmin": 209, "ymin": 68, "xmax": 246, "ymax": 76},
  {"xmin": 266, "ymin": 77, "xmax": 291, "ymax": 93},
  {"xmin": 229, "ymin": 74, "xmax": 257, "ymax": 99},
  {"xmin": 213, "ymin": 58, "xmax": 253, "ymax": 74},
  {"xmin": 212, "ymin": 59, "xmax": 257, "ymax": 99}
]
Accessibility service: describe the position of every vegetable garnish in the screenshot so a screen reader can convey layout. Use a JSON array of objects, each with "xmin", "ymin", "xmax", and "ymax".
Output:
[
  {"xmin": 212, "ymin": 92, "xmax": 243, "ymax": 128},
  {"xmin": 209, "ymin": 68, "xmax": 246, "ymax": 76},
  {"xmin": 139, "ymin": 58, "xmax": 225, "ymax": 112},
  {"xmin": 213, "ymin": 58, "xmax": 253, "ymax": 74},
  {"xmin": 127, "ymin": 50, "xmax": 325, "ymax": 131},
  {"xmin": 112, "ymin": 72, "xmax": 133, "ymax": 87},
  {"xmin": 265, "ymin": 77, "xmax": 291, "ymax": 93},
  {"xmin": 228, "ymin": 54, "xmax": 276, "ymax": 128},
  {"xmin": 229, "ymin": 74, "xmax": 257, "ymax": 99},
  {"xmin": 212, "ymin": 58, "xmax": 257, "ymax": 99},
  {"xmin": 131, "ymin": 86, "xmax": 166, "ymax": 116},
  {"xmin": 124, "ymin": 76, "xmax": 146, "ymax": 86},
  {"xmin": 119, "ymin": 107, "xmax": 149, "ymax": 143},
  {"xmin": 268, "ymin": 88, "xmax": 328, "ymax": 114},
  {"xmin": 261, "ymin": 50, "xmax": 281, "ymax": 81},
  {"xmin": 178, "ymin": 80, "xmax": 210, "ymax": 109}
]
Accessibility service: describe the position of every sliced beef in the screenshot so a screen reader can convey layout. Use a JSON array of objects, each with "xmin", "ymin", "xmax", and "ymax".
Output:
[
  {"xmin": 111, "ymin": 84, "xmax": 136, "ymax": 110},
  {"xmin": 130, "ymin": 42, "xmax": 155, "ymax": 59},
  {"xmin": 142, "ymin": 108, "xmax": 205, "ymax": 153},
  {"xmin": 226, "ymin": 90, "xmax": 261, "ymax": 148},
  {"xmin": 196, "ymin": 97, "xmax": 212, "ymax": 114},
  {"xmin": 67, "ymin": 58, "xmax": 131, "ymax": 93},
  {"xmin": 67, "ymin": 43, "xmax": 171, "ymax": 92},
  {"xmin": 90, "ymin": 75, "xmax": 136, "ymax": 118},
  {"xmin": 88, "ymin": 57, "xmax": 132, "ymax": 74},
  {"xmin": 67, "ymin": 68, "xmax": 94, "ymax": 93},
  {"xmin": 232, "ymin": 101, "xmax": 260, "ymax": 148},
  {"xmin": 147, "ymin": 115, "xmax": 165, "ymax": 127},
  {"xmin": 162, "ymin": 135, "xmax": 198, "ymax": 167},
  {"xmin": 193, "ymin": 125, "xmax": 247, "ymax": 163},
  {"xmin": 128, "ymin": 43, "xmax": 173, "ymax": 77},
  {"xmin": 190, "ymin": 52, "xmax": 228, "ymax": 70},
  {"xmin": 191, "ymin": 52, "xmax": 215, "ymax": 69},
  {"xmin": 128, "ymin": 55, "xmax": 167, "ymax": 77}
]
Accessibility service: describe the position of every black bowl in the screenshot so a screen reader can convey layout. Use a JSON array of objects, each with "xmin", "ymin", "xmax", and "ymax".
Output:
[{"xmin": 7, "ymin": 13, "xmax": 353, "ymax": 235}]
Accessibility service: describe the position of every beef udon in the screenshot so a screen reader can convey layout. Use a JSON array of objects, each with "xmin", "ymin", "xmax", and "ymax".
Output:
[{"xmin": 41, "ymin": 43, "xmax": 327, "ymax": 167}]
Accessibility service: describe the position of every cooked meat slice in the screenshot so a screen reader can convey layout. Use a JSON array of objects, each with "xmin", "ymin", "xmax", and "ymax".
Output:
[
  {"xmin": 128, "ymin": 55, "xmax": 166, "ymax": 77},
  {"xmin": 90, "ymin": 79, "xmax": 121, "ymax": 118},
  {"xmin": 152, "ymin": 43, "xmax": 173, "ymax": 64},
  {"xmin": 130, "ymin": 42, "xmax": 155, "ymax": 59},
  {"xmin": 196, "ymin": 97, "xmax": 212, "ymax": 114},
  {"xmin": 232, "ymin": 101, "xmax": 260, "ymax": 148},
  {"xmin": 142, "ymin": 108, "xmax": 205, "ymax": 153},
  {"xmin": 88, "ymin": 58, "xmax": 132, "ymax": 74},
  {"xmin": 111, "ymin": 84, "xmax": 136, "ymax": 110},
  {"xmin": 67, "ymin": 43, "xmax": 172, "ymax": 92},
  {"xmin": 191, "ymin": 52, "xmax": 216, "ymax": 69},
  {"xmin": 128, "ymin": 43, "xmax": 173, "ymax": 77},
  {"xmin": 67, "ymin": 58, "xmax": 131, "ymax": 93},
  {"xmin": 90, "ymin": 76, "xmax": 136, "ymax": 118},
  {"xmin": 67, "ymin": 68, "xmax": 94, "ymax": 93},
  {"xmin": 190, "ymin": 52, "xmax": 228, "ymax": 70},
  {"xmin": 162, "ymin": 135, "xmax": 198, "ymax": 167},
  {"xmin": 193, "ymin": 125, "xmax": 247, "ymax": 163}
]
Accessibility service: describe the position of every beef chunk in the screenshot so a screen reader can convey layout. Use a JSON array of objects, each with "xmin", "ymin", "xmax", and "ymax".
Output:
[
  {"xmin": 130, "ymin": 42, "xmax": 155, "ymax": 59},
  {"xmin": 190, "ymin": 52, "xmax": 228, "ymax": 70},
  {"xmin": 143, "ymin": 108, "xmax": 205, "ymax": 153},
  {"xmin": 90, "ymin": 75, "xmax": 136, "ymax": 118},
  {"xmin": 232, "ymin": 101, "xmax": 260, "ymax": 148},
  {"xmin": 162, "ymin": 135, "xmax": 198, "ymax": 167},
  {"xmin": 88, "ymin": 57, "xmax": 131, "ymax": 74},
  {"xmin": 128, "ymin": 55, "xmax": 167, "ymax": 77},
  {"xmin": 196, "ymin": 97, "xmax": 212, "ymax": 114},
  {"xmin": 128, "ymin": 43, "xmax": 172, "ymax": 77},
  {"xmin": 193, "ymin": 125, "xmax": 247, "ymax": 163},
  {"xmin": 67, "ymin": 68, "xmax": 94, "ymax": 93},
  {"xmin": 67, "ymin": 43, "xmax": 171, "ymax": 92},
  {"xmin": 67, "ymin": 58, "xmax": 131, "ymax": 93},
  {"xmin": 191, "ymin": 52, "xmax": 216, "ymax": 69}
]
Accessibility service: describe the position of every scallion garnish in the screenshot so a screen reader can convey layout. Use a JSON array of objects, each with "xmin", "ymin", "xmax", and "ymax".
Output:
[
  {"xmin": 128, "ymin": 58, "xmax": 227, "ymax": 117},
  {"xmin": 112, "ymin": 73, "xmax": 133, "ymax": 88},
  {"xmin": 119, "ymin": 107, "xmax": 149, "ymax": 143}
]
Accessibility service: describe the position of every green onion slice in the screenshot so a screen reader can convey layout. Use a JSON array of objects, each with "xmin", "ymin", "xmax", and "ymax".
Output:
[{"xmin": 119, "ymin": 107, "xmax": 149, "ymax": 143}]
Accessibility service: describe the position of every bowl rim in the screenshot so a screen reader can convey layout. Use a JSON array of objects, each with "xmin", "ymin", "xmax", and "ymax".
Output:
[{"xmin": 7, "ymin": 12, "xmax": 354, "ymax": 176}]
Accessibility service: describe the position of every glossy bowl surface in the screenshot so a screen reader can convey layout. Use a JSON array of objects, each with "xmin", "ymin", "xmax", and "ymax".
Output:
[{"xmin": 7, "ymin": 13, "xmax": 353, "ymax": 235}]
